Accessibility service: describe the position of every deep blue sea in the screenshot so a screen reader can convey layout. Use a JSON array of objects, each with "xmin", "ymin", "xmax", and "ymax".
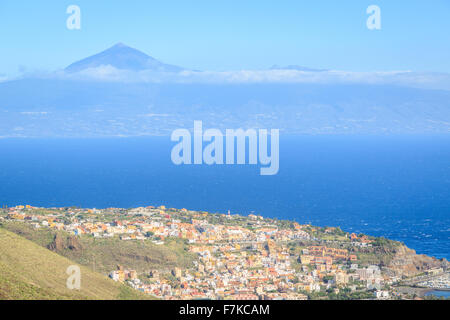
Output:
[{"xmin": 0, "ymin": 136, "xmax": 449, "ymax": 260}]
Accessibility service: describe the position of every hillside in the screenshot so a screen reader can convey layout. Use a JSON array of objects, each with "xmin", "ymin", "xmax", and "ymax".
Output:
[
  {"xmin": 1, "ymin": 80, "xmax": 449, "ymax": 137},
  {"xmin": 1, "ymin": 221, "xmax": 195, "ymax": 274},
  {"xmin": 0, "ymin": 227, "xmax": 151, "ymax": 300}
]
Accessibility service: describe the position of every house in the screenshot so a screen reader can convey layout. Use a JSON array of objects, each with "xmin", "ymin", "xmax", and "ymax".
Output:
[
  {"xmin": 375, "ymin": 290, "xmax": 390, "ymax": 299},
  {"xmin": 335, "ymin": 272, "xmax": 350, "ymax": 285}
]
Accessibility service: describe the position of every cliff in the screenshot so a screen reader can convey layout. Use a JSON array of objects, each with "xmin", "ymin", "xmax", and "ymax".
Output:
[{"xmin": 387, "ymin": 244, "xmax": 448, "ymax": 277}]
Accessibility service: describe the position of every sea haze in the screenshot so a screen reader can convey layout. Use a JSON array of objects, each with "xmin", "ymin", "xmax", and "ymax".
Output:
[{"xmin": 0, "ymin": 135, "xmax": 449, "ymax": 260}]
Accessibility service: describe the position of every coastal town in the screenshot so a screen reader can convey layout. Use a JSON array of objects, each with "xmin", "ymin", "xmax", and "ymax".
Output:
[{"xmin": 1, "ymin": 205, "xmax": 448, "ymax": 300}]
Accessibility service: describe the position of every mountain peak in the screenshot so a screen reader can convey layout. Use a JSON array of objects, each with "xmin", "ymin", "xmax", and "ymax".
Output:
[
  {"xmin": 112, "ymin": 42, "xmax": 127, "ymax": 48},
  {"xmin": 65, "ymin": 43, "xmax": 184, "ymax": 73}
]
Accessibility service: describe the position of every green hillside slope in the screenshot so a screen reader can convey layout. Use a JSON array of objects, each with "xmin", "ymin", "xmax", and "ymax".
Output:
[{"xmin": 0, "ymin": 228, "xmax": 151, "ymax": 300}]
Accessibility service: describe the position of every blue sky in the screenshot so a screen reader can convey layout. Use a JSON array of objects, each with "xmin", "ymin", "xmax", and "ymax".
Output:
[{"xmin": 0, "ymin": 0, "xmax": 449, "ymax": 76}]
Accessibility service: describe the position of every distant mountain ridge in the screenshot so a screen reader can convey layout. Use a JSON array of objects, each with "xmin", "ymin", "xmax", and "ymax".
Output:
[{"xmin": 65, "ymin": 43, "xmax": 184, "ymax": 73}]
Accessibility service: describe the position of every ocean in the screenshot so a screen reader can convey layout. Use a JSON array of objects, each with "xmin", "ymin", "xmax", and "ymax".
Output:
[
  {"xmin": 0, "ymin": 135, "xmax": 449, "ymax": 260},
  {"xmin": 425, "ymin": 290, "xmax": 450, "ymax": 298}
]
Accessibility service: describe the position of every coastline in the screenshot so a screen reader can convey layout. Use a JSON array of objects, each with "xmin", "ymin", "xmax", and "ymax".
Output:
[{"xmin": 1, "ymin": 204, "xmax": 448, "ymax": 300}]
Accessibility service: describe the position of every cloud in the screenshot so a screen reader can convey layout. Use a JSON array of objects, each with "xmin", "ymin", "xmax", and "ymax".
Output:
[
  {"xmin": 0, "ymin": 74, "xmax": 9, "ymax": 83},
  {"xmin": 180, "ymin": 69, "xmax": 450, "ymax": 90},
  {"xmin": 20, "ymin": 112, "xmax": 50, "ymax": 115},
  {"xmin": 7, "ymin": 65, "xmax": 450, "ymax": 91},
  {"xmin": 142, "ymin": 113, "xmax": 172, "ymax": 117}
]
